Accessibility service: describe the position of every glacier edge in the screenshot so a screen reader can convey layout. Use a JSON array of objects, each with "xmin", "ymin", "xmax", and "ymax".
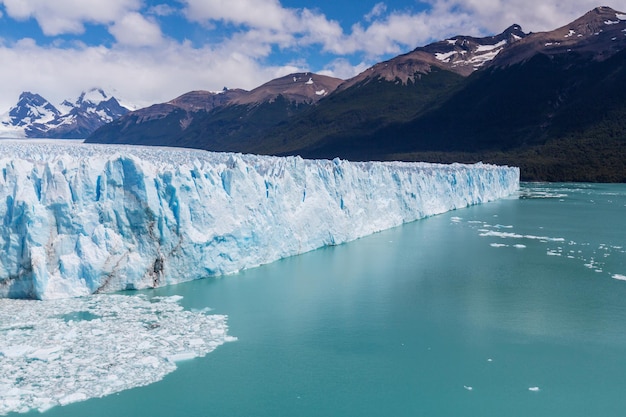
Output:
[{"xmin": 0, "ymin": 143, "xmax": 519, "ymax": 299}]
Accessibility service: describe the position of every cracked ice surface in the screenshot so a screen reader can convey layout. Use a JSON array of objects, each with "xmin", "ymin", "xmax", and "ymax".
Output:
[
  {"xmin": 0, "ymin": 143, "xmax": 519, "ymax": 299},
  {"xmin": 0, "ymin": 294, "xmax": 234, "ymax": 414}
]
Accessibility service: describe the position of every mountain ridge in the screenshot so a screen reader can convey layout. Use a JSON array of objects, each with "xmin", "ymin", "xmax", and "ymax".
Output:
[
  {"xmin": 85, "ymin": 6, "xmax": 626, "ymax": 182},
  {"xmin": 86, "ymin": 72, "xmax": 344, "ymax": 147},
  {"xmin": 0, "ymin": 88, "xmax": 131, "ymax": 139}
]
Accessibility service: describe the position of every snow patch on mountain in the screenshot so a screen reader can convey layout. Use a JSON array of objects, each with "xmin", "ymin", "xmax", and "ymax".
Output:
[
  {"xmin": 476, "ymin": 40, "xmax": 508, "ymax": 52},
  {"xmin": 435, "ymin": 51, "xmax": 457, "ymax": 62}
]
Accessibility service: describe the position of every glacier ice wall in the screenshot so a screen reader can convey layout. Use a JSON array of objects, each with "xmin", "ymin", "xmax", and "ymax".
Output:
[{"xmin": 0, "ymin": 143, "xmax": 519, "ymax": 299}]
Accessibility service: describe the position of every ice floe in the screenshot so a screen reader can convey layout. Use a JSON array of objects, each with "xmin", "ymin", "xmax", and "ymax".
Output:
[{"xmin": 478, "ymin": 230, "xmax": 565, "ymax": 242}]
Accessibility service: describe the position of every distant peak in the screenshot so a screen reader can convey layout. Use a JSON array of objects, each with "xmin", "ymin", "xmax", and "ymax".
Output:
[
  {"xmin": 503, "ymin": 24, "xmax": 524, "ymax": 34},
  {"xmin": 18, "ymin": 91, "xmax": 45, "ymax": 100},
  {"xmin": 580, "ymin": 5, "xmax": 625, "ymax": 21},
  {"xmin": 592, "ymin": 6, "xmax": 618, "ymax": 14},
  {"xmin": 76, "ymin": 88, "xmax": 108, "ymax": 105}
]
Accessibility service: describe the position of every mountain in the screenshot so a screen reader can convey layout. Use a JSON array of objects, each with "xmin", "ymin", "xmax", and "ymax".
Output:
[
  {"xmin": 491, "ymin": 6, "xmax": 626, "ymax": 67},
  {"xmin": 86, "ymin": 73, "xmax": 343, "ymax": 149},
  {"xmin": 87, "ymin": 30, "xmax": 523, "ymax": 151},
  {"xmin": 86, "ymin": 6, "xmax": 626, "ymax": 182},
  {"xmin": 0, "ymin": 92, "xmax": 60, "ymax": 137},
  {"xmin": 251, "ymin": 6, "xmax": 626, "ymax": 182},
  {"xmin": 0, "ymin": 88, "xmax": 131, "ymax": 139},
  {"xmin": 235, "ymin": 24, "xmax": 529, "ymax": 158}
]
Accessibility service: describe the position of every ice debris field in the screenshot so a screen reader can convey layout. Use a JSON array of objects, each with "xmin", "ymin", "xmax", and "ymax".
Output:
[
  {"xmin": 0, "ymin": 294, "xmax": 235, "ymax": 415},
  {"xmin": 451, "ymin": 184, "xmax": 626, "ymax": 282},
  {"xmin": 0, "ymin": 142, "xmax": 519, "ymax": 300}
]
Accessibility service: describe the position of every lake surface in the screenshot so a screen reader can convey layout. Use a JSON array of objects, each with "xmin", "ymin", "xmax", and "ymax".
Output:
[{"xmin": 16, "ymin": 182, "xmax": 626, "ymax": 416}]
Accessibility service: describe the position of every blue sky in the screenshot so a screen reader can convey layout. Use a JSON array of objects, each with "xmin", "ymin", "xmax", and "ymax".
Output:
[{"xmin": 0, "ymin": 0, "xmax": 622, "ymax": 110}]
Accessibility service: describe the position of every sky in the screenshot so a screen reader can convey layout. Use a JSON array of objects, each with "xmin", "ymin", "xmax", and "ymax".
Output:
[{"xmin": 0, "ymin": 0, "xmax": 624, "ymax": 111}]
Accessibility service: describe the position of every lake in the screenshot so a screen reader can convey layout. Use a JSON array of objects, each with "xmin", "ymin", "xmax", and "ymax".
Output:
[{"xmin": 12, "ymin": 182, "xmax": 626, "ymax": 416}]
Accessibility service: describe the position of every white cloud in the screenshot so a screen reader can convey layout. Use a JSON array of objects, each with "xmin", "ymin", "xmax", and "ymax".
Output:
[
  {"xmin": 0, "ymin": 38, "xmax": 300, "ymax": 111},
  {"xmin": 316, "ymin": 8, "xmax": 479, "ymax": 57},
  {"xmin": 108, "ymin": 13, "xmax": 164, "ymax": 47},
  {"xmin": 177, "ymin": 0, "xmax": 483, "ymax": 61},
  {"xmin": 318, "ymin": 58, "xmax": 370, "ymax": 80},
  {"xmin": 0, "ymin": 0, "xmax": 142, "ymax": 35},
  {"xmin": 365, "ymin": 3, "xmax": 387, "ymax": 22},
  {"xmin": 423, "ymin": 0, "xmax": 622, "ymax": 34},
  {"xmin": 297, "ymin": 9, "xmax": 344, "ymax": 48},
  {"xmin": 148, "ymin": 4, "xmax": 178, "ymax": 17},
  {"xmin": 181, "ymin": 0, "xmax": 294, "ymax": 31}
]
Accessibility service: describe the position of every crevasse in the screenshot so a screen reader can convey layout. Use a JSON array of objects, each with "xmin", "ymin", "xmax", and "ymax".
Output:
[{"xmin": 0, "ymin": 143, "xmax": 519, "ymax": 299}]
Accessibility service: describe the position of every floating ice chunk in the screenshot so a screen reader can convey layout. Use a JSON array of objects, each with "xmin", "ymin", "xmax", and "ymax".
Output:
[
  {"xmin": 479, "ymin": 230, "xmax": 565, "ymax": 242},
  {"xmin": 490, "ymin": 243, "xmax": 508, "ymax": 247},
  {"xmin": 168, "ymin": 351, "xmax": 197, "ymax": 362},
  {"xmin": 59, "ymin": 392, "xmax": 88, "ymax": 406},
  {"xmin": 153, "ymin": 295, "xmax": 184, "ymax": 303},
  {"xmin": 613, "ymin": 274, "xmax": 626, "ymax": 281},
  {"xmin": 528, "ymin": 386, "xmax": 540, "ymax": 392},
  {"xmin": 464, "ymin": 385, "xmax": 473, "ymax": 391},
  {"xmin": 513, "ymin": 244, "xmax": 526, "ymax": 249}
]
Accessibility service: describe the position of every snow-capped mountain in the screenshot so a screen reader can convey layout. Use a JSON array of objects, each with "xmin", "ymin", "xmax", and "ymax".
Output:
[
  {"xmin": 86, "ymin": 72, "xmax": 343, "ymax": 148},
  {"xmin": 0, "ymin": 88, "xmax": 131, "ymax": 139},
  {"xmin": 421, "ymin": 24, "xmax": 527, "ymax": 75},
  {"xmin": 0, "ymin": 92, "xmax": 60, "ymax": 137},
  {"xmin": 336, "ymin": 24, "xmax": 527, "ymax": 92},
  {"xmin": 492, "ymin": 6, "xmax": 626, "ymax": 67}
]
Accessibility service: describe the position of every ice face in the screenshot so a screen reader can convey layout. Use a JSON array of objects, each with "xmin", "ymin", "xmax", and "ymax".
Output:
[
  {"xmin": 0, "ymin": 143, "xmax": 519, "ymax": 299},
  {"xmin": 0, "ymin": 294, "xmax": 234, "ymax": 414}
]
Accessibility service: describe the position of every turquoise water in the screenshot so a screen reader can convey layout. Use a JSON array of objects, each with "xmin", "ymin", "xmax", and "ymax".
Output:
[{"xmin": 22, "ymin": 183, "xmax": 626, "ymax": 416}]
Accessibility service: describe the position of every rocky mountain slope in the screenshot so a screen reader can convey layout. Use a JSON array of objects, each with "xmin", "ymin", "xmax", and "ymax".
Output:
[
  {"xmin": 251, "ymin": 6, "xmax": 626, "ymax": 181},
  {"xmin": 86, "ymin": 6, "xmax": 626, "ymax": 182},
  {"xmin": 0, "ymin": 89, "xmax": 131, "ymax": 139},
  {"xmin": 86, "ymin": 73, "xmax": 342, "ymax": 148}
]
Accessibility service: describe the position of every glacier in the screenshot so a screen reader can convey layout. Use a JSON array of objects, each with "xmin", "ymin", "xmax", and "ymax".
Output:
[{"xmin": 0, "ymin": 142, "xmax": 519, "ymax": 300}]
